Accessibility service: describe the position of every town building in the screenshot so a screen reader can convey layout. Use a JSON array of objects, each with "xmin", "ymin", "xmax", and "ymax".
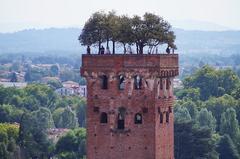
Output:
[
  {"xmin": 0, "ymin": 82, "xmax": 27, "ymax": 88},
  {"xmin": 55, "ymin": 87, "xmax": 75, "ymax": 96},
  {"xmin": 55, "ymin": 81, "xmax": 87, "ymax": 97},
  {"xmin": 79, "ymin": 85, "xmax": 87, "ymax": 97}
]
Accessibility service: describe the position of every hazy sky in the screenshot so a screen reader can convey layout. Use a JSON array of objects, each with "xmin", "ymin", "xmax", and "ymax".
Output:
[{"xmin": 0, "ymin": 0, "xmax": 240, "ymax": 32}]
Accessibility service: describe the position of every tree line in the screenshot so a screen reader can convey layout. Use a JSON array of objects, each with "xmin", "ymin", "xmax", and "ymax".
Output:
[
  {"xmin": 79, "ymin": 11, "xmax": 176, "ymax": 54},
  {"xmin": 175, "ymin": 65, "xmax": 240, "ymax": 159},
  {"xmin": 0, "ymin": 84, "xmax": 86, "ymax": 158}
]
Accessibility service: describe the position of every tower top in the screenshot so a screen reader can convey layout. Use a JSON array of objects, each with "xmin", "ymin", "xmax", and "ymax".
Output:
[{"xmin": 81, "ymin": 54, "xmax": 179, "ymax": 78}]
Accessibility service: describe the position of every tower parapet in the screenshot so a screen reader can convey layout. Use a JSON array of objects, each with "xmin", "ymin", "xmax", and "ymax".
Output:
[
  {"xmin": 81, "ymin": 54, "xmax": 179, "ymax": 159},
  {"xmin": 81, "ymin": 54, "xmax": 178, "ymax": 76}
]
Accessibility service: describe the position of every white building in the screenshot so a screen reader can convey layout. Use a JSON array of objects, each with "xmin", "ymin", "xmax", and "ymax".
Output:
[
  {"xmin": 62, "ymin": 81, "xmax": 79, "ymax": 88},
  {"xmin": 55, "ymin": 87, "xmax": 75, "ymax": 96},
  {"xmin": 54, "ymin": 81, "xmax": 87, "ymax": 97},
  {"xmin": 173, "ymin": 78, "xmax": 183, "ymax": 89},
  {"xmin": 79, "ymin": 85, "xmax": 87, "ymax": 97},
  {"xmin": 0, "ymin": 82, "xmax": 27, "ymax": 88}
]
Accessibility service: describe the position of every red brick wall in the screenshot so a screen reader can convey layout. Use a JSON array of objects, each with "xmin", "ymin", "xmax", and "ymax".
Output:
[{"xmin": 81, "ymin": 54, "xmax": 178, "ymax": 159}]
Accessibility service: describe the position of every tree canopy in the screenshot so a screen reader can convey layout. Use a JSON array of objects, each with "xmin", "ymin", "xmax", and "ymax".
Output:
[
  {"xmin": 174, "ymin": 121, "xmax": 218, "ymax": 159},
  {"xmin": 56, "ymin": 128, "xmax": 86, "ymax": 159},
  {"xmin": 217, "ymin": 135, "xmax": 240, "ymax": 159},
  {"xmin": 79, "ymin": 11, "xmax": 176, "ymax": 54},
  {"xmin": 175, "ymin": 66, "xmax": 240, "ymax": 159},
  {"xmin": 183, "ymin": 65, "xmax": 239, "ymax": 100}
]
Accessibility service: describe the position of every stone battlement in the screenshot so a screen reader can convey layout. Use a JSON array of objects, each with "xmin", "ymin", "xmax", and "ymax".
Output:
[{"xmin": 81, "ymin": 54, "xmax": 179, "ymax": 78}]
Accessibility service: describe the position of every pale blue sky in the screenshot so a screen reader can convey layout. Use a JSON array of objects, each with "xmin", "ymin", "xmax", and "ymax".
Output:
[{"xmin": 0, "ymin": 0, "xmax": 240, "ymax": 32}]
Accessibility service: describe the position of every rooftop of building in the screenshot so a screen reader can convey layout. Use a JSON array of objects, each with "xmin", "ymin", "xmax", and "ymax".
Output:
[
  {"xmin": 81, "ymin": 53, "xmax": 178, "ymax": 68},
  {"xmin": 0, "ymin": 82, "xmax": 27, "ymax": 88}
]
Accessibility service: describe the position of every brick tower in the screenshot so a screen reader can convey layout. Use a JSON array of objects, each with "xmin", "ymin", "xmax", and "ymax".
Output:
[{"xmin": 81, "ymin": 54, "xmax": 179, "ymax": 159}]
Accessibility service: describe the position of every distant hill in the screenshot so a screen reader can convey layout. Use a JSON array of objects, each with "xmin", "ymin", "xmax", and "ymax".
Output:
[
  {"xmin": 0, "ymin": 28, "xmax": 240, "ymax": 55},
  {"xmin": 174, "ymin": 28, "xmax": 240, "ymax": 55},
  {"xmin": 0, "ymin": 28, "xmax": 82, "ymax": 54},
  {"xmin": 171, "ymin": 20, "xmax": 232, "ymax": 31}
]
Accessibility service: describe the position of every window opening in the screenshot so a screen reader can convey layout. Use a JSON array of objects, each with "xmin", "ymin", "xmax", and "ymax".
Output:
[
  {"xmin": 168, "ymin": 106, "xmax": 172, "ymax": 113},
  {"xmin": 160, "ymin": 112, "xmax": 163, "ymax": 124},
  {"xmin": 134, "ymin": 75, "xmax": 142, "ymax": 89},
  {"xmin": 101, "ymin": 75, "xmax": 108, "ymax": 89},
  {"xmin": 160, "ymin": 79, "xmax": 163, "ymax": 90},
  {"xmin": 166, "ymin": 112, "xmax": 169, "ymax": 123},
  {"xmin": 100, "ymin": 112, "xmax": 108, "ymax": 123},
  {"xmin": 166, "ymin": 78, "xmax": 170, "ymax": 90},
  {"xmin": 119, "ymin": 75, "xmax": 125, "ymax": 90},
  {"xmin": 117, "ymin": 107, "xmax": 126, "ymax": 129},
  {"xmin": 134, "ymin": 113, "xmax": 142, "ymax": 124}
]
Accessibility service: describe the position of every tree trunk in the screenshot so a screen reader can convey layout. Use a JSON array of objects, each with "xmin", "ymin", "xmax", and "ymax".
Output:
[
  {"xmin": 98, "ymin": 41, "xmax": 101, "ymax": 54},
  {"xmin": 148, "ymin": 46, "xmax": 151, "ymax": 54},
  {"xmin": 123, "ymin": 43, "xmax": 126, "ymax": 54},
  {"xmin": 150, "ymin": 46, "xmax": 154, "ymax": 54},
  {"xmin": 107, "ymin": 38, "xmax": 109, "ymax": 49},
  {"xmin": 139, "ymin": 43, "xmax": 144, "ymax": 54},
  {"xmin": 136, "ymin": 43, "xmax": 139, "ymax": 54},
  {"xmin": 112, "ymin": 41, "xmax": 115, "ymax": 54}
]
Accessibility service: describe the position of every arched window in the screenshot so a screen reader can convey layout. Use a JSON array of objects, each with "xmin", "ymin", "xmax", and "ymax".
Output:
[
  {"xmin": 160, "ymin": 79, "xmax": 163, "ymax": 90},
  {"xmin": 166, "ymin": 112, "xmax": 169, "ymax": 123},
  {"xmin": 166, "ymin": 78, "xmax": 170, "ymax": 90},
  {"xmin": 117, "ymin": 107, "xmax": 126, "ymax": 129},
  {"xmin": 100, "ymin": 75, "xmax": 108, "ymax": 89},
  {"xmin": 168, "ymin": 106, "xmax": 172, "ymax": 113},
  {"xmin": 134, "ymin": 113, "xmax": 142, "ymax": 124},
  {"xmin": 100, "ymin": 112, "xmax": 108, "ymax": 123},
  {"xmin": 134, "ymin": 75, "xmax": 142, "ymax": 89},
  {"xmin": 118, "ymin": 113, "xmax": 125, "ymax": 129},
  {"xmin": 119, "ymin": 75, "xmax": 125, "ymax": 90},
  {"xmin": 160, "ymin": 112, "xmax": 163, "ymax": 124}
]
